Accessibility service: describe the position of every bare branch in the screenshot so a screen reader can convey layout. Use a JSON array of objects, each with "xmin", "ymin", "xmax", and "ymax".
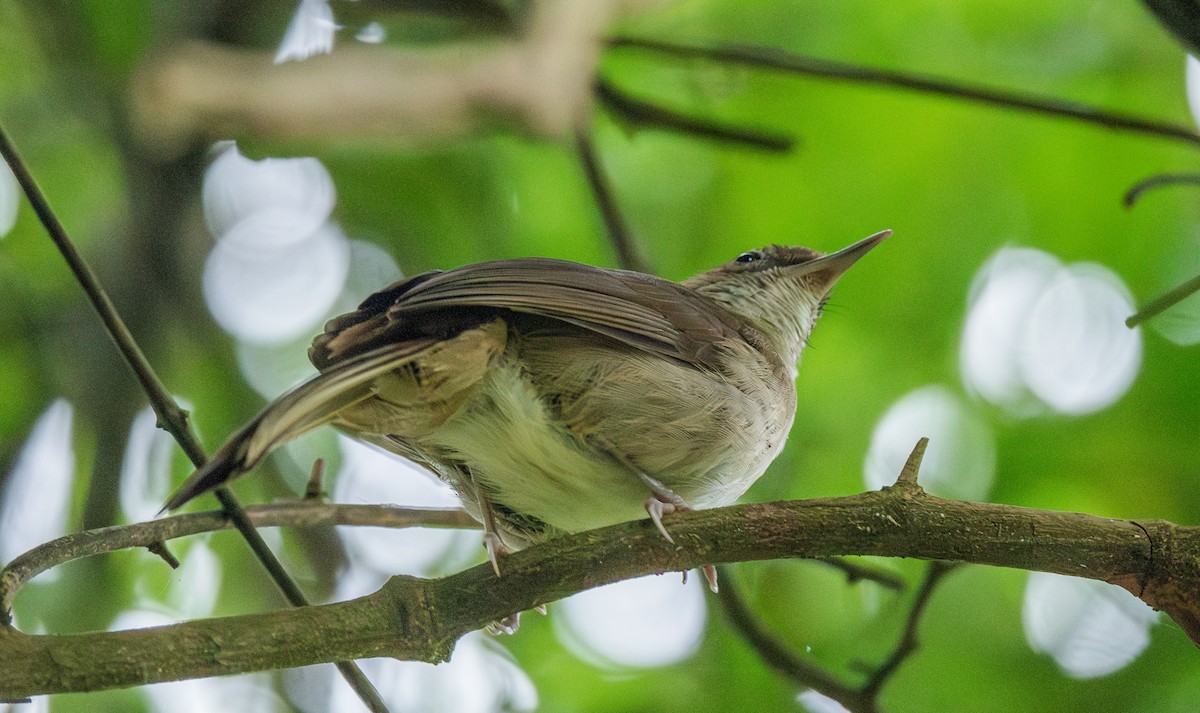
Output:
[
  {"xmin": 607, "ymin": 37, "xmax": 1200, "ymax": 150},
  {"xmin": 130, "ymin": 0, "xmax": 644, "ymax": 154},
  {"xmin": 817, "ymin": 558, "xmax": 905, "ymax": 591},
  {"xmin": 595, "ymin": 77, "xmax": 795, "ymax": 152},
  {"xmin": 0, "ymin": 124, "xmax": 389, "ymax": 712},
  {"xmin": 1, "ymin": 503, "xmax": 476, "ymax": 619},
  {"xmin": 717, "ymin": 570, "xmax": 865, "ymax": 709},
  {"xmin": 3, "ymin": 489, "xmax": 1197, "ymax": 698},
  {"xmin": 860, "ymin": 561, "xmax": 958, "ymax": 697}
]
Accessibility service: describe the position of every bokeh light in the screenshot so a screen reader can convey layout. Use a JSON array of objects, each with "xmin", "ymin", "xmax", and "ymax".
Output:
[
  {"xmin": 554, "ymin": 573, "xmax": 707, "ymax": 669},
  {"xmin": 0, "ymin": 400, "xmax": 75, "ymax": 575},
  {"xmin": 333, "ymin": 437, "xmax": 479, "ymax": 578},
  {"xmin": 1022, "ymin": 572, "xmax": 1158, "ymax": 678},
  {"xmin": 202, "ymin": 144, "xmax": 334, "ymax": 239},
  {"xmin": 275, "ymin": 0, "xmax": 337, "ymax": 64},
  {"xmin": 0, "ymin": 160, "xmax": 16, "ymax": 238},
  {"xmin": 120, "ymin": 405, "xmax": 180, "ymax": 523},
  {"xmin": 960, "ymin": 247, "xmax": 1140, "ymax": 417},
  {"xmin": 204, "ymin": 219, "xmax": 350, "ymax": 345},
  {"xmin": 200, "ymin": 145, "xmax": 351, "ymax": 346},
  {"xmin": 356, "ymin": 22, "xmax": 386, "ymax": 45}
]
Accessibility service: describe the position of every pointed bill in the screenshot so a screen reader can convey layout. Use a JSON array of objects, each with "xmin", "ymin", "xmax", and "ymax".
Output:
[{"xmin": 788, "ymin": 229, "xmax": 891, "ymax": 293}]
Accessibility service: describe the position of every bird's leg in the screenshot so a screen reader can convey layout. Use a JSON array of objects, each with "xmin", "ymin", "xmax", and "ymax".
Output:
[
  {"xmin": 478, "ymin": 497, "xmax": 512, "ymax": 577},
  {"xmin": 472, "ymin": 484, "xmax": 524, "ymax": 634},
  {"xmin": 638, "ymin": 471, "xmax": 689, "ymax": 543},
  {"xmin": 637, "ymin": 472, "xmax": 719, "ymax": 593},
  {"xmin": 461, "ymin": 467, "xmax": 512, "ymax": 577}
]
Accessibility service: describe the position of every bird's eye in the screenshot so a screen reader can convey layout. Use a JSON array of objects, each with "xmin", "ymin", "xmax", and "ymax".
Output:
[{"xmin": 735, "ymin": 252, "xmax": 760, "ymax": 264}]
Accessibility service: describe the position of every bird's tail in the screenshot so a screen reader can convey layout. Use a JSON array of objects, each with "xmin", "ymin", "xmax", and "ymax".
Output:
[{"xmin": 161, "ymin": 341, "xmax": 433, "ymax": 512}]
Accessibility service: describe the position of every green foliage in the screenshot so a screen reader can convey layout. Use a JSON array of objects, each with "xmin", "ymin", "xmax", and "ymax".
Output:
[{"xmin": 2, "ymin": 1, "xmax": 1199, "ymax": 711}]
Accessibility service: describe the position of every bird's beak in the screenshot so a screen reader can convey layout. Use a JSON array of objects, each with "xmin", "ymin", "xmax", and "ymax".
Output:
[{"xmin": 789, "ymin": 229, "xmax": 891, "ymax": 293}]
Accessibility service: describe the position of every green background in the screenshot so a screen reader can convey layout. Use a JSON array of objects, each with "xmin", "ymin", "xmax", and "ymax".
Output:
[{"xmin": 2, "ymin": 0, "xmax": 1199, "ymax": 711}]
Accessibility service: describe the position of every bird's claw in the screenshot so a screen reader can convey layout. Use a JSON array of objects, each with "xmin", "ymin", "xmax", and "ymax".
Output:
[
  {"xmin": 644, "ymin": 496, "xmax": 678, "ymax": 543},
  {"xmin": 487, "ymin": 612, "xmax": 521, "ymax": 636}
]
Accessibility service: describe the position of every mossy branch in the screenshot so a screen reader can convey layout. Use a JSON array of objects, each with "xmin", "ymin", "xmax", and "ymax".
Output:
[{"xmin": 2, "ymin": 481, "xmax": 1196, "ymax": 700}]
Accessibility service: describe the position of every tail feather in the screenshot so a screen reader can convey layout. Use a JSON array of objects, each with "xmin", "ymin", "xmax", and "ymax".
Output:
[
  {"xmin": 160, "ymin": 421, "xmax": 259, "ymax": 511},
  {"xmin": 160, "ymin": 340, "xmax": 436, "ymax": 512}
]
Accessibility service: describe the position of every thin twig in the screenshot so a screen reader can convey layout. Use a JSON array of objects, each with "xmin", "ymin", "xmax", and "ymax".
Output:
[
  {"xmin": 818, "ymin": 558, "xmax": 905, "ymax": 591},
  {"xmin": 574, "ymin": 127, "xmax": 653, "ymax": 273},
  {"xmin": 0, "ymin": 126, "xmax": 390, "ymax": 713},
  {"xmin": 595, "ymin": 77, "xmax": 795, "ymax": 152},
  {"xmin": 861, "ymin": 561, "xmax": 958, "ymax": 696},
  {"xmin": 1124, "ymin": 171, "xmax": 1200, "ymax": 207},
  {"xmin": 608, "ymin": 37, "xmax": 1200, "ymax": 150},
  {"xmin": 1, "ymin": 503, "xmax": 476, "ymax": 618},
  {"xmin": 716, "ymin": 567, "xmax": 868, "ymax": 710},
  {"xmin": 1126, "ymin": 271, "xmax": 1200, "ymax": 328}
]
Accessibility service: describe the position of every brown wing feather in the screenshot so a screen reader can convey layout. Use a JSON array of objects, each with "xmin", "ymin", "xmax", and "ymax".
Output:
[{"xmin": 312, "ymin": 258, "xmax": 750, "ymax": 371}]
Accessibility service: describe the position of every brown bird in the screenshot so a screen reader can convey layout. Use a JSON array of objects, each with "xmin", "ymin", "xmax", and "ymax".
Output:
[{"xmin": 164, "ymin": 230, "xmax": 889, "ymax": 590}]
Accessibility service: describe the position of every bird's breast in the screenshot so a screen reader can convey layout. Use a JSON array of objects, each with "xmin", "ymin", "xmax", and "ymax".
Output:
[{"xmin": 443, "ymin": 330, "xmax": 794, "ymax": 534}]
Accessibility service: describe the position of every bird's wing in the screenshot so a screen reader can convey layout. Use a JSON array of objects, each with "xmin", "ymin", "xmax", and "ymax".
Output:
[
  {"xmin": 164, "ymin": 259, "xmax": 751, "ymax": 511},
  {"xmin": 311, "ymin": 258, "xmax": 747, "ymax": 371},
  {"xmin": 161, "ymin": 338, "xmax": 438, "ymax": 511}
]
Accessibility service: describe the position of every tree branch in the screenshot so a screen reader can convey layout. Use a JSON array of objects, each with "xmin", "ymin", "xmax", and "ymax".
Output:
[
  {"xmin": 594, "ymin": 77, "xmax": 795, "ymax": 152},
  {"xmin": 607, "ymin": 37, "xmax": 1200, "ymax": 150},
  {"xmin": 1, "ymin": 504, "xmax": 477, "ymax": 620},
  {"xmin": 0, "ymin": 126, "xmax": 390, "ymax": 712},
  {"xmin": 129, "ymin": 0, "xmax": 637, "ymax": 154},
  {"xmin": 3, "ymin": 484, "xmax": 1197, "ymax": 698}
]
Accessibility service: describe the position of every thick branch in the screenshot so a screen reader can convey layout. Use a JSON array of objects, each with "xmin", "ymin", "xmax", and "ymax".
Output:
[{"xmin": 3, "ymin": 487, "xmax": 1197, "ymax": 698}]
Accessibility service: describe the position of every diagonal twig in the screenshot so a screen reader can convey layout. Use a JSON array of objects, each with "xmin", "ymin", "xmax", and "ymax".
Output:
[
  {"xmin": 595, "ymin": 77, "xmax": 795, "ymax": 152},
  {"xmin": 608, "ymin": 37, "xmax": 1200, "ymax": 150},
  {"xmin": 0, "ymin": 126, "xmax": 390, "ymax": 713},
  {"xmin": 1126, "ymin": 271, "xmax": 1200, "ymax": 328}
]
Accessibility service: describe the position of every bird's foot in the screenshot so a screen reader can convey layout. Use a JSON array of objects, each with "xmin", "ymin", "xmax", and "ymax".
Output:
[
  {"xmin": 644, "ymin": 496, "xmax": 679, "ymax": 543},
  {"xmin": 639, "ymin": 473, "xmax": 690, "ymax": 544},
  {"xmin": 486, "ymin": 613, "xmax": 521, "ymax": 636},
  {"xmin": 637, "ymin": 474, "xmax": 719, "ymax": 593},
  {"xmin": 681, "ymin": 565, "xmax": 720, "ymax": 593}
]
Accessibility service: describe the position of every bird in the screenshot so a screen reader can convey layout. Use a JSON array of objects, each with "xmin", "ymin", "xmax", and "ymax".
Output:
[{"xmin": 164, "ymin": 230, "xmax": 889, "ymax": 592}]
